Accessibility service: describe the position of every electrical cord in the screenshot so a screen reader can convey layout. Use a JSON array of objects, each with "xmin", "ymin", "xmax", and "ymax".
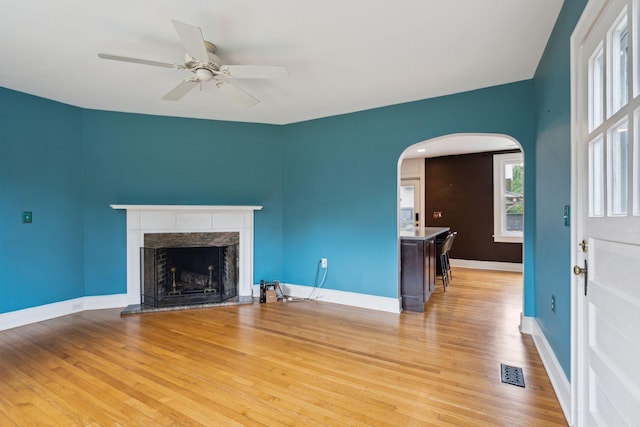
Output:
[
  {"xmin": 306, "ymin": 259, "xmax": 328, "ymax": 300},
  {"xmin": 284, "ymin": 260, "xmax": 328, "ymax": 302}
]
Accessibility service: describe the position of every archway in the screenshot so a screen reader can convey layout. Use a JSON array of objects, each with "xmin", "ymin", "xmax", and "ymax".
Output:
[{"xmin": 397, "ymin": 133, "xmax": 526, "ymax": 315}]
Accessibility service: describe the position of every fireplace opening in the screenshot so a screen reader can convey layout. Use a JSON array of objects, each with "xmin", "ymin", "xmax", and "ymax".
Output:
[{"xmin": 141, "ymin": 232, "xmax": 239, "ymax": 308}]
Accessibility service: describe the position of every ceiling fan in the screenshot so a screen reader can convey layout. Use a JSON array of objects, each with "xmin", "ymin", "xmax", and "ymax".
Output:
[{"xmin": 98, "ymin": 20, "xmax": 288, "ymax": 106}]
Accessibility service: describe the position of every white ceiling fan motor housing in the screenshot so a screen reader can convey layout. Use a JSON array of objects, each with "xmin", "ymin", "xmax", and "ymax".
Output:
[{"xmin": 184, "ymin": 41, "xmax": 221, "ymax": 82}]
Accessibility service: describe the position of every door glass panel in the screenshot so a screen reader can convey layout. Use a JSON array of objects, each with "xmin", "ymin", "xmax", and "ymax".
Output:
[
  {"xmin": 635, "ymin": 109, "xmax": 640, "ymax": 215},
  {"xmin": 635, "ymin": 1, "xmax": 640, "ymax": 98},
  {"xmin": 619, "ymin": 25, "xmax": 629, "ymax": 106},
  {"xmin": 611, "ymin": 12, "xmax": 629, "ymax": 115},
  {"xmin": 590, "ymin": 136, "xmax": 605, "ymax": 217},
  {"xmin": 590, "ymin": 46, "xmax": 605, "ymax": 130},
  {"xmin": 608, "ymin": 120, "xmax": 629, "ymax": 215}
]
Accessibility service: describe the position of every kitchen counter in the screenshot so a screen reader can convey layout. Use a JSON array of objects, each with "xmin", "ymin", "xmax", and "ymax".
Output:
[
  {"xmin": 400, "ymin": 226, "xmax": 450, "ymax": 241},
  {"xmin": 399, "ymin": 226, "xmax": 450, "ymax": 312}
]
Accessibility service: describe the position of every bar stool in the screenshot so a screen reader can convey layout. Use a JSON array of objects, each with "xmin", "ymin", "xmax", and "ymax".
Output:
[
  {"xmin": 436, "ymin": 232, "xmax": 455, "ymax": 291},
  {"xmin": 444, "ymin": 231, "xmax": 457, "ymax": 281}
]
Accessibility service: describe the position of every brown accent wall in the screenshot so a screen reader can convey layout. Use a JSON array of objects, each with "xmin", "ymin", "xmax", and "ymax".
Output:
[{"xmin": 425, "ymin": 151, "xmax": 522, "ymax": 263}]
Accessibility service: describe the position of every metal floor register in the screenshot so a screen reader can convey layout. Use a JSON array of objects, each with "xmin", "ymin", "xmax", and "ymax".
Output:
[{"xmin": 500, "ymin": 363, "xmax": 525, "ymax": 387}]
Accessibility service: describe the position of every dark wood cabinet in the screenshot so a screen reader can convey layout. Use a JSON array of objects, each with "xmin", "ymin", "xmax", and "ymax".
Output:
[
  {"xmin": 400, "ymin": 227, "xmax": 448, "ymax": 312},
  {"xmin": 400, "ymin": 239, "xmax": 435, "ymax": 312}
]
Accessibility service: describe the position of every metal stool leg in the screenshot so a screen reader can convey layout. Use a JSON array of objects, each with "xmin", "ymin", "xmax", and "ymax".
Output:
[{"xmin": 440, "ymin": 254, "xmax": 448, "ymax": 291}]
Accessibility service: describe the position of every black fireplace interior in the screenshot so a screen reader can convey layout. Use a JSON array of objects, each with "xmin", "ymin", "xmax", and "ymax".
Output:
[{"xmin": 141, "ymin": 238, "xmax": 239, "ymax": 308}]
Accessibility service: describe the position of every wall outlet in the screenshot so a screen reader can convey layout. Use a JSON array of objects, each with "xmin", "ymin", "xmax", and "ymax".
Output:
[
  {"xmin": 321, "ymin": 258, "xmax": 328, "ymax": 268},
  {"xmin": 551, "ymin": 295, "xmax": 556, "ymax": 313},
  {"xmin": 71, "ymin": 302, "xmax": 83, "ymax": 311}
]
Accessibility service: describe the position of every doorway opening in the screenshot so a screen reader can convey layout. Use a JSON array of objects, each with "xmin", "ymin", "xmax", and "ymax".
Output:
[{"xmin": 397, "ymin": 133, "xmax": 526, "ymax": 311}]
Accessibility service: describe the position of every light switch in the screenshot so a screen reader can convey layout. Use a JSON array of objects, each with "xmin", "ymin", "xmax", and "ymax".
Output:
[
  {"xmin": 22, "ymin": 211, "xmax": 32, "ymax": 223},
  {"xmin": 563, "ymin": 205, "xmax": 570, "ymax": 227}
]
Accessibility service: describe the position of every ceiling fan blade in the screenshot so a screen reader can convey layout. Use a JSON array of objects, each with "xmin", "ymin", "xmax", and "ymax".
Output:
[
  {"xmin": 219, "ymin": 65, "xmax": 288, "ymax": 79},
  {"xmin": 216, "ymin": 80, "xmax": 260, "ymax": 107},
  {"xmin": 171, "ymin": 20, "xmax": 210, "ymax": 62},
  {"xmin": 162, "ymin": 79, "xmax": 199, "ymax": 101},
  {"xmin": 98, "ymin": 53, "xmax": 179, "ymax": 69}
]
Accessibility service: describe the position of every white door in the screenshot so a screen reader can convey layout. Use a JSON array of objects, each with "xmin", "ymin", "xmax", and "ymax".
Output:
[
  {"xmin": 573, "ymin": 0, "xmax": 640, "ymax": 424},
  {"xmin": 400, "ymin": 178, "xmax": 421, "ymax": 231}
]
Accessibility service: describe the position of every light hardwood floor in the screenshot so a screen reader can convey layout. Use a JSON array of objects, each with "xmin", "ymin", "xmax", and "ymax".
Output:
[{"xmin": 0, "ymin": 269, "xmax": 566, "ymax": 426}]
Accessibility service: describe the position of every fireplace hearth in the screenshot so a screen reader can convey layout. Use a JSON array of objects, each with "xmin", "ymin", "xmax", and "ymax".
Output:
[{"xmin": 141, "ymin": 232, "xmax": 239, "ymax": 308}]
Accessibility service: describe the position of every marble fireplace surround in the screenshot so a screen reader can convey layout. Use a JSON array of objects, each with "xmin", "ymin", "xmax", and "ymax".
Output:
[{"xmin": 111, "ymin": 205, "xmax": 263, "ymax": 306}]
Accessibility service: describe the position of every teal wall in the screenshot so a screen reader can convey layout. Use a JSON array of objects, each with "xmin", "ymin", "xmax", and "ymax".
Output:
[
  {"xmin": 80, "ymin": 110, "xmax": 285, "ymax": 296},
  {"xmin": 0, "ymin": 91, "xmax": 284, "ymax": 309},
  {"xmin": 0, "ymin": 88, "xmax": 84, "ymax": 311},
  {"xmin": 1, "ymin": 81, "xmax": 536, "ymax": 313},
  {"xmin": 533, "ymin": 0, "xmax": 588, "ymax": 378},
  {"xmin": 283, "ymin": 81, "xmax": 536, "ymax": 303}
]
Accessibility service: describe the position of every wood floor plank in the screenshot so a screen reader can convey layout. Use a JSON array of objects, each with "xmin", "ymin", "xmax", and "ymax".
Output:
[
  {"xmin": 0, "ymin": 268, "xmax": 567, "ymax": 425},
  {"xmin": 0, "ymin": 331, "xmax": 159, "ymax": 425}
]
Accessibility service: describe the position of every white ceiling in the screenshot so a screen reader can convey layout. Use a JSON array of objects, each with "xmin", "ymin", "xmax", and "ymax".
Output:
[
  {"xmin": 0, "ymin": 0, "xmax": 563, "ymax": 125},
  {"xmin": 403, "ymin": 134, "xmax": 520, "ymax": 159}
]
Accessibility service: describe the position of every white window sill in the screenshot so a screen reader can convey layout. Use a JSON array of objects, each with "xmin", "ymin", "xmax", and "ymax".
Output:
[{"xmin": 493, "ymin": 235, "xmax": 523, "ymax": 243}]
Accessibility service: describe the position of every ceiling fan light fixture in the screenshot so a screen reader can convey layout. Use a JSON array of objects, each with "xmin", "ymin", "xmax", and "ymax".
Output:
[{"xmin": 195, "ymin": 68, "xmax": 214, "ymax": 81}]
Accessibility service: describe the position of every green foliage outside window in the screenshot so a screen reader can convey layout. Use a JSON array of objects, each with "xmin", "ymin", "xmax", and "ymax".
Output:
[{"xmin": 506, "ymin": 164, "xmax": 524, "ymax": 214}]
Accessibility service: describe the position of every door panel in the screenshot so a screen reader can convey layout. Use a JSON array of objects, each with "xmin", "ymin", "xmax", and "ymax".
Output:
[
  {"xmin": 590, "ymin": 238, "xmax": 640, "ymax": 293},
  {"xmin": 575, "ymin": 0, "xmax": 640, "ymax": 424},
  {"xmin": 583, "ymin": 232, "xmax": 640, "ymax": 425}
]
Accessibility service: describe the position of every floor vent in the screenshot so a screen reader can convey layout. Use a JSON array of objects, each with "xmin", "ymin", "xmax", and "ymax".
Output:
[{"xmin": 500, "ymin": 364, "xmax": 525, "ymax": 387}]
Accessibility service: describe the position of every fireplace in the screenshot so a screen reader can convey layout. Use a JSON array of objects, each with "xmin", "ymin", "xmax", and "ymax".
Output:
[
  {"xmin": 141, "ymin": 232, "xmax": 239, "ymax": 307},
  {"xmin": 110, "ymin": 205, "xmax": 262, "ymax": 309}
]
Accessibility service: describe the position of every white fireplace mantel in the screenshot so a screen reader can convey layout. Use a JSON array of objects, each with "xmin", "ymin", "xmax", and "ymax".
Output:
[
  {"xmin": 111, "ymin": 205, "xmax": 263, "ymax": 212},
  {"xmin": 111, "ymin": 205, "xmax": 263, "ymax": 305}
]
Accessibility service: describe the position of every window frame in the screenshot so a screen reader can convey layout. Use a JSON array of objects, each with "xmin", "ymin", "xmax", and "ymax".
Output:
[{"xmin": 493, "ymin": 152, "xmax": 524, "ymax": 243}]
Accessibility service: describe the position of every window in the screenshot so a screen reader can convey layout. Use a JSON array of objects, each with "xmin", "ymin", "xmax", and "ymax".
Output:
[
  {"xmin": 586, "ymin": 2, "xmax": 637, "ymax": 219},
  {"xmin": 609, "ymin": 10, "xmax": 629, "ymax": 116},
  {"xmin": 589, "ymin": 45, "xmax": 604, "ymax": 130},
  {"xmin": 493, "ymin": 152, "xmax": 524, "ymax": 243},
  {"xmin": 589, "ymin": 136, "xmax": 605, "ymax": 217},
  {"xmin": 608, "ymin": 119, "xmax": 629, "ymax": 215}
]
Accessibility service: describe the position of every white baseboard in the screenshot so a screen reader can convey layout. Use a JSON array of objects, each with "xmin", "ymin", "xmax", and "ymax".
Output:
[
  {"xmin": 253, "ymin": 283, "xmax": 401, "ymax": 313},
  {"xmin": 519, "ymin": 312, "xmax": 535, "ymax": 334},
  {"xmin": 3, "ymin": 285, "xmax": 400, "ymax": 332},
  {"xmin": 521, "ymin": 315, "xmax": 571, "ymax": 425},
  {"xmin": 0, "ymin": 294, "xmax": 128, "ymax": 331},
  {"xmin": 450, "ymin": 258, "xmax": 523, "ymax": 272},
  {"xmin": 82, "ymin": 294, "xmax": 129, "ymax": 310}
]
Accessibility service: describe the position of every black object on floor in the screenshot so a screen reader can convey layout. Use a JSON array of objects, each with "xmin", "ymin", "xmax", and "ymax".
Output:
[{"xmin": 501, "ymin": 363, "xmax": 525, "ymax": 387}]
